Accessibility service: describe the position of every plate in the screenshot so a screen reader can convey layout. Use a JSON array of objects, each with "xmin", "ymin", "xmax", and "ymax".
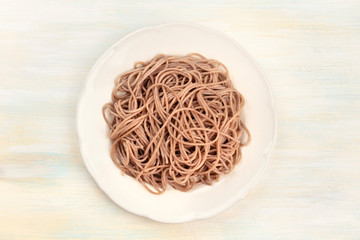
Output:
[{"xmin": 77, "ymin": 23, "xmax": 276, "ymax": 223}]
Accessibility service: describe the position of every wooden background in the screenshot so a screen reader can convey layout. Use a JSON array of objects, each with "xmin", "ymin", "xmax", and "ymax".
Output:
[{"xmin": 1, "ymin": 0, "xmax": 359, "ymax": 239}]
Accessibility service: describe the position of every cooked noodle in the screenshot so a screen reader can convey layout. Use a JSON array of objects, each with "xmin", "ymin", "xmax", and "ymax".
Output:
[{"xmin": 102, "ymin": 53, "xmax": 250, "ymax": 194}]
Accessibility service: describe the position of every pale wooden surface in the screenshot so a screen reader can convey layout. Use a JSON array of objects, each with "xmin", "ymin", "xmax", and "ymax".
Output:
[{"xmin": 1, "ymin": 0, "xmax": 360, "ymax": 239}]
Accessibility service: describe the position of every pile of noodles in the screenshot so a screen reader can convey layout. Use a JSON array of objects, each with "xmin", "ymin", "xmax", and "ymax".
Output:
[{"xmin": 103, "ymin": 53, "xmax": 250, "ymax": 194}]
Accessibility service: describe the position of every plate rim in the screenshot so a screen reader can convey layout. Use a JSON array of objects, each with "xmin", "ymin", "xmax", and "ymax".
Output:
[{"xmin": 76, "ymin": 22, "xmax": 277, "ymax": 223}]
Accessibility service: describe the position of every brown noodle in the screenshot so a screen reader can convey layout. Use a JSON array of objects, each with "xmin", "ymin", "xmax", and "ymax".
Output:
[{"xmin": 102, "ymin": 53, "xmax": 250, "ymax": 194}]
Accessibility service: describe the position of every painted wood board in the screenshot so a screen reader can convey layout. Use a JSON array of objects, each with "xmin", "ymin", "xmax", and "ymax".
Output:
[{"xmin": 0, "ymin": 0, "xmax": 359, "ymax": 239}]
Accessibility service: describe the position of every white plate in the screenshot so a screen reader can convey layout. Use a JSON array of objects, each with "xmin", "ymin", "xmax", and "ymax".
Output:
[{"xmin": 77, "ymin": 23, "xmax": 276, "ymax": 223}]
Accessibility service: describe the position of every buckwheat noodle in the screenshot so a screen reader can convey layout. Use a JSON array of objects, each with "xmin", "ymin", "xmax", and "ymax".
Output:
[{"xmin": 102, "ymin": 53, "xmax": 250, "ymax": 194}]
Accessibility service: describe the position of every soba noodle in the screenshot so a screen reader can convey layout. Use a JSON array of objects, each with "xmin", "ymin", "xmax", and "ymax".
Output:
[{"xmin": 102, "ymin": 53, "xmax": 250, "ymax": 194}]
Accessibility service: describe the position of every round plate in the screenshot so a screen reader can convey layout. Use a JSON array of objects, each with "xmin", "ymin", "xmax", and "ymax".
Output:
[{"xmin": 77, "ymin": 23, "xmax": 276, "ymax": 223}]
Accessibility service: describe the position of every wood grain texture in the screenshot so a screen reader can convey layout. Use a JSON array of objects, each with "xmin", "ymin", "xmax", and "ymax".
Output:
[{"xmin": 1, "ymin": 0, "xmax": 359, "ymax": 239}]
